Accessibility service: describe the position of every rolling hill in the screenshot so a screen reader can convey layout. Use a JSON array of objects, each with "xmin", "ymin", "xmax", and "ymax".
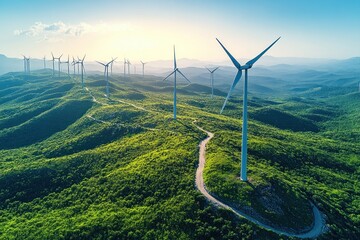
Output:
[{"xmin": 0, "ymin": 69, "xmax": 359, "ymax": 239}]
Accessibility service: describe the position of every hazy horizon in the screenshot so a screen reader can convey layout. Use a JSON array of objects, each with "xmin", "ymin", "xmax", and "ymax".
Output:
[{"xmin": 1, "ymin": 0, "xmax": 359, "ymax": 62}]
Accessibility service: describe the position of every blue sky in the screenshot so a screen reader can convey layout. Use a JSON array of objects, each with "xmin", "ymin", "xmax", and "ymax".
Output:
[{"xmin": 0, "ymin": 0, "xmax": 359, "ymax": 61}]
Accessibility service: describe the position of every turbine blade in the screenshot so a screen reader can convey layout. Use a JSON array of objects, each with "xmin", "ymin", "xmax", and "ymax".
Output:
[
  {"xmin": 177, "ymin": 69, "xmax": 191, "ymax": 83},
  {"xmin": 51, "ymin": 52, "xmax": 54, "ymax": 58},
  {"xmin": 82, "ymin": 54, "xmax": 86, "ymax": 61},
  {"xmin": 216, "ymin": 38, "xmax": 242, "ymax": 69},
  {"xmin": 212, "ymin": 67, "xmax": 220, "ymax": 73},
  {"xmin": 220, "ymin": 70, "xmax": 242, "ymax": 114},
  {"xmin": 107, "ymin": 58, "xmax": 116, "ymax": 65},
  {"xmin": 96, "ymin": 61, "xmax": 106, "ymax": 66},
  {"xmin": 173, "ymin": 45, "xmax": 177, "ymax": 69},
  {"xmin": 246, "ymin": 37, "xmax": 281, "ymax": 67},
  {"xmin": 206, "ymin": 67, "xmax": 211, "ymax": 72},
  {"xmin": 163, "ymin": 70, "xmax": 176, "ymax": 81}
]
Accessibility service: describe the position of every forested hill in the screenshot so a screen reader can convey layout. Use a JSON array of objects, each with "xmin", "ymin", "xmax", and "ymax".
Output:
[{"xmin": 0, "ymin": 70, "xmax": 358, "ymax": 239}]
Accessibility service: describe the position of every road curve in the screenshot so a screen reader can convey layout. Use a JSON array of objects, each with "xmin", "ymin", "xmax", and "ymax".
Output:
[{"xmin": 194, "ymin": 123, "xmax": 326, "ymax": 239}]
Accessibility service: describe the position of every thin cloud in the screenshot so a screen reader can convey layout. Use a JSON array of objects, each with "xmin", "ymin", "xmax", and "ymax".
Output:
[
  {"xmin": 14, "ymin": 21, "xmax": 91, "ymax": 37},
  {"xmin": 13, "ymin": 21, "xmax": 131, "ymax": 39}
]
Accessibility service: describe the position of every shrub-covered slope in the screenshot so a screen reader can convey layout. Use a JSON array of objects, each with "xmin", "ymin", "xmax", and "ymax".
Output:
[{"xmin": 0, "ymin": 70, "xmax": 358, "ymax": 239}]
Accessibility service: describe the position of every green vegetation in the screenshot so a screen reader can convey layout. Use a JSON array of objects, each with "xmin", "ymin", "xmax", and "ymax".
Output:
[{"xmin": 0, "ymin": 70, "xmax": 358, "ymax": 239}]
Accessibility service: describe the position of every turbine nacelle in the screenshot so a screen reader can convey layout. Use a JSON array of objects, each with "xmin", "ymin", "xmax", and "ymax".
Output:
[{"xmin": 241, "ymin": 64, "xmax": 252, "ymax": 70}]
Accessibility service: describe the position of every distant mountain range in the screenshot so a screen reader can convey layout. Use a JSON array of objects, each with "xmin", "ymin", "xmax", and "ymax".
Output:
[{"xmin": 1, "ymin": 54, "xmax": 359, "ymax": 94}]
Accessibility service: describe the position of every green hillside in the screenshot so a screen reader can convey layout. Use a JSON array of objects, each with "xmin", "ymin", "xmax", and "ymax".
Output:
[{"xmin": 0, "ymin": 70, "xmax": 358, "ymax": 239}]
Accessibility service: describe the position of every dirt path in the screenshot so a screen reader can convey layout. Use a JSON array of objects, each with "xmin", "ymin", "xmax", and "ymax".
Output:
[
  {"xmin": 85, "ymin": 85, "xmax": 326, "ymax": 238},
  {"xmin": 194, "ymin": 123, "xmax": 326, "ymax": 239}
]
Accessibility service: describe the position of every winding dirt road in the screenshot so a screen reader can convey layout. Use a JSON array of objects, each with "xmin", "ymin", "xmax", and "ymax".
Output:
[
  {"xmin": 85, "ymin": 84, "xmax": 326, "ymax": 238},
  {"xmin": 194, "ymin": 123, "xmax": 326, "ymax": 239}
]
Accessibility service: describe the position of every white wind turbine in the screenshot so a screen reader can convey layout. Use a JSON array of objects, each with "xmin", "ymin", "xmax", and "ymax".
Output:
[
  {"xmin": 140, "ymin": 61, "xmax": 147, "ymax": 78},
  {"xmin": 22, "ymin": 55, "xmax": 28, "ymax": 73},
  {"xmin": 127, "ymin": 59, "xmax": 131, "ymax": 76},
  {"xmin": 163, "ymin": 46, "xmax": 191, "ymax": 120},
  {"xmin": 51, "ymin": 53, "xmax": 62, "ymax": 77},
  {"xmin": 78, "ymin": 55, "xmax": 86, "ymax": 89},
  {"xmin": 110, "ymin": 57, "xmax": 117, "ymax": 76},
  {"xmin": 64, "ymin": 55, "xmax": 70, "ymax": 77},
  {"xmin": 23, "ymin": 56, "xmax": 30, "ymax": 74},
  {"xmin": 96, "ymin": 58, "xmax": 117, "ymax": 98},
  {"xmin": 206, "ymin": 66, "xmax": 219, "ymax": 97},
  {"xmin": 71, "ymin": 57, "xmax": 77, "ymax": 76},
  {"xmin": 51, "ymin": 53, "xmax": 55, "ymax": 76},
  {"xmin": 123, "ymin": 58, "xmax": 127, "ymax": 77},
  {"xmin": 217, "ymin": 37, "xmax": 280, "ymax": 181}
]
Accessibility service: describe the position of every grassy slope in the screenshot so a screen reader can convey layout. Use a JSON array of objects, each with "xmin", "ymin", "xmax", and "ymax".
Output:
[{"xmin": 0, "ymin": 71, "xmax": 358, "ymax": 239}]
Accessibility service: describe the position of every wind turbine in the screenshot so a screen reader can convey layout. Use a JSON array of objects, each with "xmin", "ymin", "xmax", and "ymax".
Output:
[
  {"xmin": 22, "ymin": 55, "xmax": 27, "ymax": 73},
  {"xmin": 110, "ymin": 57, "xmax": 117, "ymax": 76},
  {"xmin": 63, "ymin": 55, "xmax": 70, "ymax": 77},
  {"xmin": 58, "ymin": 54, "xmax": 62, "ymax": 77},
  {"xmin": 127, "ymin": 59, "xmax": 131, "ymax": 76},
  {"xmin": 217, "ymin": 37, "xmax": 280, "ymax": 181},
  {"xmin": 52, "ymin": 53, "xmax": 62, "ymax": 77},
  {"xmin": 140, "ymin": 61, "xmax": 147, "ymax": 78},
  {"xmin": 78, "ymin": 55, "xmax": 86, "ymax": 89},
  {"xmin": 22, "ymin": 56, "xmax": 30, "ymax": 74},
  {"xmin": 71, "ymin": 57, "xmax": 77, "ymax": 76},
  {"xmin": 163, "ymin": 46, "xmax": 191, "ymax": 120},
  {"xmin": 124, "ymin": 58, "xmax": 127, "ymax": 77},
  {"xmin": 206, "ymin": 66, "xmax": 219, "ymax": 97},
  {"xmin": 43, "ymin": 56, "xmax": 46, "ymax": 69},
  {"xmin": 96, "ymin": 58, "xmax": 117, "ymax": 98},
  {"xmin": 51, "ymin": 53, "xmax": 55, "ymax": 76}
]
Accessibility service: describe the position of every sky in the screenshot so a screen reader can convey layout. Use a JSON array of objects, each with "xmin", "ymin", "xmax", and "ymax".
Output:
[{"xmin": 0, "ymin": 0, "xmax": 359, "ymax": 62}]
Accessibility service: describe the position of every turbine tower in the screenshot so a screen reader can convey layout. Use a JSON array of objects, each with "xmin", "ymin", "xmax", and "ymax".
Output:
[
  {"xmin": 22, "ymin": 56, "xmax": 30, "ymax": 74},
  {"xmin": 78, "ymin": 55, "xmax": 86, "ymax": 89},
  {"xmin": 96, "ymin": 58, "xmax": 117, "ymax": 98},
  {"xmin": 163, "ymin": 46, "xmax": 191, "ymax": 120},
  {"xmin": 206, "ymin": 67, "xmax": 219, "ymax": 97},
  {"xmin": 77, "ymin": 57, "xmax": 81, "ymax": 75},
  {"xmin": 110, "ymin": 57, "xmax": 117, "ymax": 76},
  {"xmin": 51, "ymin": 53, "xmax": 55, "ymax": 76},
  {"xmin": 140, "ymin": 61, "xmax": 147, "ymax": 78},
  {"xmin": 43, "ymin": 56, "xmax": 46, "ymax": 69},
  {"xmin": 124, "ymin": 58, "xmax": 127, "ymax": 77},
  {"xmin": 27, "ymin": 57, "xmax": 30, "ymax": 74},
  {"xmin": 217, "ymin": 37, "xmax": 280, "ymax": 181},
  {"xmin": 58, "ymin": 54, "xmax": 62, "ymax": 77},
  {"xmin": 22, "ymin": 55, "xmax": 28, "ymax": 73},
  {"xmin": 63, "ymin": 55, "xmax": 70, "ymax": 77},
  {"xmin": 52, "ymin": 53, "xmax": 62, "ymax": 77},
  {"xmin": 71, "ymin": 57, "xmax": 77, "ymax": 76},
  {"xmin": 127, "ymin": 59, "xmax": 131, "ymax": 76}
]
